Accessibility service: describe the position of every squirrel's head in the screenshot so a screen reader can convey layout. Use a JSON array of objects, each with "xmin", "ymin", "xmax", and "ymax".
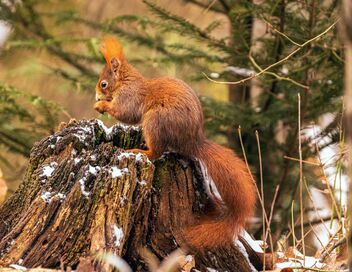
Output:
[{"xmin": 95, "ymin": 37, "xmax": 125, "ymax": 102}]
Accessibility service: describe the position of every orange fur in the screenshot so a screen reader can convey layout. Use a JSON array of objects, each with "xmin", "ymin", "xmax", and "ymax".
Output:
[
  {"xmin": 100, "ymin": 37, "xmax": 124, "ymax": 69},
  {"xmin": 94, "ymin": 37, "xmax": 256, "ymax": 249}
]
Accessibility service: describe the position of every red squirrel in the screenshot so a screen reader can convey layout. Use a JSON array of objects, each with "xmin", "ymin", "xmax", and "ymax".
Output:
[{"xmin": 94, "ymin": 37, "xmax": 256, "ymax": 249}]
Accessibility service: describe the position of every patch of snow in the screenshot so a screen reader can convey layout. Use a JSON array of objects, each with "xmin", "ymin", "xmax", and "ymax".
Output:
[
  {"xmin": 276, "ymin": 261, "xmax": 300, "ymax": 269},
  {"xmin": 9, "ymin": 264, "xmax": 27, "ymax": 271},
  {"xmin": 40, "ymin": 162, "xmax": 58, "ymax": 178},
  {"xmin": 225, "ymin": 66, "xmax": 255, "ymax": 77},
  {"xmin": 79, "ymin": 178, "xmax": 90, "ymax": 197},
  {"xmin": 135, "ymin": 153, "xmax": 143, "ymax": 161},
  {"xmin": 117, "ymin": 152, "xmax": 151, "ymax": 165},
  {"xmin": 135, "ymin": 153, "xmax": 151, "ymax": 164},
  {"xmin": 116, "ymin": 122, "xmax": 140, "ymax": 131},
  {"xmin": 198, "ymin": 159, "xmax": 223, "ymax": 202},
  {"xmin": 240, "ymin": 230, "xmax": 264, "ymax": 253},
  {"xmin": 303, "ymin": 115, "xmax": 348, "ymax": 207},
  {"xmin": 209, "ymin": 72, "xmax": 220, "ymax": 79},
  {"xmin": 120, "ymin": 196, "xmax": 128, "ymax": 205},
  {"xmin": 41, "ymin": 191, "xmax": 53, "ymax": 203},
  {"xmin": 73, "ymin": 131, "xmax": 88, "ymax": 143},
  {"xmin": 72, "ymin": 125, "xmax": 96, "ymax": 145},
  {"xmin": 18, "ymin": 259, "xmax": 23, "ymax": 265},
  {"xmin": 41, "ymin": 191, "xmax": 66, "ymax": 203},
  {"xmin": 57, "ymin": 193, "xmax": 66, "ymax": 200},
  {"xmin": 88, "ymin": 165, "xmax": 100, "ymax": 175},
  {"xmin": 206, "ymin": 268, "xmax": 219, "ymax": 272},
  {"xmin": 74, "ymin": 158, "xmax": 82, "ymax": 165},
  {"xmin": 235, "ymin": 239, "xmax": 258, "ymax": 272},
  {"xmin": 90, "ymin": 154, "xmax": 97, "ymax": 160},
  {"xmin": 138, "ymin": 179, "xmax": 147, "ymax": 186},
  {"xmin": 111, "ymin": 167, "xmax": 129, "ymax": 178},
  {"xmin": 111, "ymin": 167, "xmax": 123, "ymax": 178},
  {"xmin": 80, "ymin": 125, "xmax": 93, "ymax": 134},
  {"xmin": 304, "ymin": 256, "xmax": 325, "ymax": 268},
  {"xmin": 276, "ymin": 256, "xmax": 325, "ymax": 269},
  {"xmin": 49, "ymin": 144, "xmax": 55, "ymax": 149},
  {"xmin": 112, "ymin": 225, "xmax": 124, "ymax": 247},
  {"xmin": 117, "ymin": 152, "xmax": 133, "ymax": 160},
  {"xmin": 96, "ymin": 119, "xmax": 114, "ymax": 139},
  {"xmin": 281, "ymin": 67, "xmax": 289, "ymax": 75}
]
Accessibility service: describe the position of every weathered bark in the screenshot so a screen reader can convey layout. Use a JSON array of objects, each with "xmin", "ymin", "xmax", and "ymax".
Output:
[{"xmin": 0, "ymin": 119, "xmax": 255, "ymax": 272}]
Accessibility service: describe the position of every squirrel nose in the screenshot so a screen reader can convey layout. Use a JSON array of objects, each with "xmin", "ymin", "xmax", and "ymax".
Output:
[{"xmin": 95, "ymin": 93, "xmax": 102, "ymax": 102}]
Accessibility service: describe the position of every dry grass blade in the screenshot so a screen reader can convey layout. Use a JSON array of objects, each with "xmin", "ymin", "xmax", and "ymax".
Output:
[
  {"xmin": 298, "ymin": 93, "xmax": 306, "ymax": 262},
  {"xmin": 255, "ymin": 130, "xmax": 266, "ymax": 271}
]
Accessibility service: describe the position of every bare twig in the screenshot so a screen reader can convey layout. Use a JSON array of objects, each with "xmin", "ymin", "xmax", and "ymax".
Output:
[
  {"xmin": 262, "ymin": 18, "xmax": 301, "ymax": 47},
  {"xmin": 283, "ymin": 156, "xmax": 320, "ymax": 166},
  {"xmin": 255, "ymin": 130, "xmax": 266, "ymax": 271},
  {"xmin": 264, "ymin": 185, "xmax": 279, "ymax": 254},
  {"xmin": 237, "ymin": 127, "xmax": 270, "ymax": 228},
  {"xmin": 203, "ymin": 19, "xmax": 340, "ymax": 86},
  {"xmin": 298, "ymin": 93, "xmax": 306, "ymax": 261},
  {"xmin": 249, "ymin": 55, "xmax": 308, "ymax": 89}
]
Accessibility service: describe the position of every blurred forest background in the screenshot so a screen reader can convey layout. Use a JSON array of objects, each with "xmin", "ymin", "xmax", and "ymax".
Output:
[{"xmin": 0, "ymin": 0, "xmax": 347, "ymax": 256}]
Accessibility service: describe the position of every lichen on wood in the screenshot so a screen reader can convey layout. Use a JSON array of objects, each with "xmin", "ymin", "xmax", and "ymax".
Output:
[{"xmin": 0, "ymin": 119, "xmax": 255, "ymax": 272}]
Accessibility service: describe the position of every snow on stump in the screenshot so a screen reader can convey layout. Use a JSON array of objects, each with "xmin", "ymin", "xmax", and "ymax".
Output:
[{"xmin": 0, "ymin": 119, "xmax": 256, "ymax": 272}]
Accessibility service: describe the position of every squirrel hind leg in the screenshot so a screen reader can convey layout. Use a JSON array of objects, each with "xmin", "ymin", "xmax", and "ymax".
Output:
[{"xmin": 126, "ymin": 125, "xmax": 164, "ymax": 160}]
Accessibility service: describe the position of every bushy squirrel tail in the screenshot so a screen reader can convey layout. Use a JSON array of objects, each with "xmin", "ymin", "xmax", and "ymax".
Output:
[{"xmin": 183, "ymin": 140, "xmax": 256, "ymax": 249}]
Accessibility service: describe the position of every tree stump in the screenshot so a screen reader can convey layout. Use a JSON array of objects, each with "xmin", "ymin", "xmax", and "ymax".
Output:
[{"xmin": 0, "ymin": 119, "xmax": 257, "ymax": 272}]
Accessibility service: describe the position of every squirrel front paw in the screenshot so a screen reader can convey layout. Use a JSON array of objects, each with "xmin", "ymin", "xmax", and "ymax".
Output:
[{"xmin": 94, "ymin": 101, "xmax": 110, "ymax": 114}]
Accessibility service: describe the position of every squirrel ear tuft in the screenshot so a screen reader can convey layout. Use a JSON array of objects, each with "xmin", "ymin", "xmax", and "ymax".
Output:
[{"xmin": 100, "ymin": 36, "xmax": 124, "ymax": 69}]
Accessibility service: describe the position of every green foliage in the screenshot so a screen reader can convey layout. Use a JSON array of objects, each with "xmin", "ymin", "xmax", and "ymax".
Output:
[{"xmin": 0, "ymin": 84, "xmax": 61, "ymax": 158}]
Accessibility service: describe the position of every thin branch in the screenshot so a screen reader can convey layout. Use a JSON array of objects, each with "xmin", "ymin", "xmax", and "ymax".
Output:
[
  {"xmin": 283, "ymin": 156, "xmax": 320, "ymax": 166},
  {"xmin": 249, "ymin": 55, "xmax": 308, "ymax": 89},
  {"xmin": 263, "ymin": 18, "xmax": 302, "ymax": 47},
  {"xmin": 203, "ymin": 19, "xmax": 340, "ymax": 85}
]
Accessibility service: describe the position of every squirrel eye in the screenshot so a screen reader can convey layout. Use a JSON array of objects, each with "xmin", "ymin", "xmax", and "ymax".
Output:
[{"xmin": 100, "ymin": 80, "xmax": 108, "ymax": 89}]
